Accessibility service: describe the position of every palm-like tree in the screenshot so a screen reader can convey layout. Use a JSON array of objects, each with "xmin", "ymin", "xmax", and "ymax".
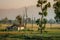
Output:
[{"xmin": 36, "ymin": 0, "xmax": 51, "ymax": 34}]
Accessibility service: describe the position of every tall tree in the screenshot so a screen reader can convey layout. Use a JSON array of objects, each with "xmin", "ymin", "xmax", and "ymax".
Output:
[
  {"xmin": 36, "ymin": 0, "xmax": 51, "ymax": 34},
  {"xmin": 53, "ymin": 0, "xmax": 60, "ymax": 23},
  {"xmin": 16, "ymin": 15, "xmax": 22, "ymax": 26}
]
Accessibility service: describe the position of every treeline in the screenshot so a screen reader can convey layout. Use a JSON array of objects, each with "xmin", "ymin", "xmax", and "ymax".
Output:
[
  {"xmin": 0, "ymin": 16, "xmax": 35, "ymax": 24},
  {"xmin": 0, "ymin": 16, "xmax": 60, "ymax": 24}
]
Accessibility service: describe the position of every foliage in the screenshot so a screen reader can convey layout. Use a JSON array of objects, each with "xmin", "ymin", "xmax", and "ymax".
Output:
[
  {"xmin": 36, "ymin": 19, "xmax": 40, "ymax": 25},
  {"xmin": 36, "ymin": 0, "xmax": 51, "ymax": 34},
  {"xmin": 53, "ymin": 0, "xmax": 60, "ymax": 22},
  {"xmin": 2, "ymin": 17, "xmax": 8, "ymax": 24},
  {"xmin": 16, "ymin": 15, "xmax": 22, "ymax": 25}
]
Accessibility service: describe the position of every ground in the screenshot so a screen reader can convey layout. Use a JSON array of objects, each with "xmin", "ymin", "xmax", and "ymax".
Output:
[{"xmin": 0, "ymin": 24, "xmax": 60, "ymax": 40}]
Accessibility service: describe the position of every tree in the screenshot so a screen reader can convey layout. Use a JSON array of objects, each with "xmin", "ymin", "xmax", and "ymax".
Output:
[
  {"xmin": 36, "ymin": 0, "xmax": 51, "ymax": 34},
  {"xmin": 53, "ymin": 0, "xmax": 60, "ymax": 23},
  {"xmin": 16, "ymin": 15, "xmax": 22, "ymax": 26},
  {"xmin": 48, "ymin": 19, "xmax": 55, "ymax": 29},
  {"xmin": 2, "ymin": 17, "xmax": 8, "ymax": 24},
  {"xmin": 8, "ymin": 20, "xmax": 12, "ymax": 24}
]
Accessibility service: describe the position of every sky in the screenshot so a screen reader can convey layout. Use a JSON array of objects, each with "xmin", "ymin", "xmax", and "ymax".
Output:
[
  {"xmin": 0, "ymin": 0, "xmax": 37, "ymax": 9},
  {"xmin": 0, "ymin": 0, "xmax": 55, "ymax": 20},
  {"xmin": 0, "ymin": 0, "xmax": 54, "ymax": 9}
]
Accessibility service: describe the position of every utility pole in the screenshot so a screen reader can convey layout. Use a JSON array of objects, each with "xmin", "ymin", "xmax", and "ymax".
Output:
[
  {"xmin": 32, "ymin": 15, "xmax": 33, "ymax": 30},
  {"xmin": 25, "ymin": 7, "xmax": 28, "ymax": 29},
  {"xmin": 22, "ymin": 14, "xmax": 25, "ymax": 26}
]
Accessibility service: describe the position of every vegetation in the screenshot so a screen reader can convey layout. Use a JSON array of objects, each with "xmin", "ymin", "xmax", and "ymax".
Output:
[
  {"xmin": 48, "ymin": 19, "xmax": 55, "ymax": 29},
  {"xmin": 36, "ymin": 0, "xmax": 51, "ymax": 34},
  {"xmin": 53, "ymin": 0, "xmax": 60, "ymax": 23},
  {"xmin": 0, "ymin": 0, "xmax": 60, "ymax": 40},
  {"xmin": 0, "ymin": 29, "xmax": 60, "ymax": 40},
  {"xmin": 16, "ymin": 15, "xmax": 22, "ymax": 25}
]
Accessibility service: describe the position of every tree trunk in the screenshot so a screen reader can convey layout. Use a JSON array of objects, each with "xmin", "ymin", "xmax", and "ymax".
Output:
[
  {"xmin": 41, "ymin": 29, "xmax": 43, "ymax": 34},
  {"xmin": 40, "ymin": 3, "xmax": 43, "ymax": 34},
  {"xmin": 50, "ymin": 23, "xmax": 52, "ymax": 29}
]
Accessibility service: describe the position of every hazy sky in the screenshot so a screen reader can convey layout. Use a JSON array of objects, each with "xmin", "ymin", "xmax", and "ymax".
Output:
[
  {"xmin": 0, "ymin": 0, "xmax": 54, "ymax": 9},
  {"xmin": 0, "ymin": 0, "xmax": 37, "ymax": 9},
  {"xmin": 0, "ymin": 0, "xmax": 55, "ymax": 20}
]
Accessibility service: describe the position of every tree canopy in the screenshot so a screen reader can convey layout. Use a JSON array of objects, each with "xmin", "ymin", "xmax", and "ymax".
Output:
[
  {"xmin": 53, "ymin": 0, "xmax": 60, "ymax": 22},
  {"xmin": 36, "ymin": 0, "xmax": 51, "ymax": 34}
]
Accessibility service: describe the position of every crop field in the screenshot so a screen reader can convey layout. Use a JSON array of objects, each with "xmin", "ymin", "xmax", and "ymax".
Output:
[
  {"xmin": 0, "ymin": 24, "xmax": 60, "ymax": 30},
  {"xmin": 0, "ymin": 24, "xmax": 60, "ymax": 40}
]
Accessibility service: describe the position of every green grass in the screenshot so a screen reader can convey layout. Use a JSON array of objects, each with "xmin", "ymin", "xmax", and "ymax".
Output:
[
  {"xmin": 0, "ymin": 29, "xmax": 60, "ymax": 40},
  {"xmin": 0, "ymin": 23, "xmax": 60, "ymax": 40}
]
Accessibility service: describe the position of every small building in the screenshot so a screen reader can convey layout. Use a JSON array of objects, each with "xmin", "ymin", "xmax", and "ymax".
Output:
[
  {"xmin": 18, "ymin": 26, "xmax": 24, "ymax": 31},
  {"xmin": 6, "ymin": 24, "xmax": 25, "ymax": 31}
]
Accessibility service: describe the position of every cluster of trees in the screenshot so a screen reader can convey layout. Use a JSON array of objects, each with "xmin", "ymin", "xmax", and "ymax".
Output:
[
  {"xmin": 36, "ymin": 0, "xmax": 60, "ymax": 34},
  {"xmin": 53, "ymin": 0, "xmax": 60, "ymax": 23},
  {"xmin": 0, "ymin": 17, "xmax": 13, "ymax": 24},
  {"xmin": 0, "ymin": 15, "xmax": 36, "ymax": 25}
]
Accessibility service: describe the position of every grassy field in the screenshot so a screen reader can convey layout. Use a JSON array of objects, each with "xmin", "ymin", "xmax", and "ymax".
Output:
[
  {"xmin": 0, "ymin": 24, "xmax": 60, "ymax": 40},
  {"xmin": 0, "ymin": 29, "xmax": 60, "ymax": 40},
  {"xmin": 0, "ymin": 24, "xmax": 60, "ymax": 30}
]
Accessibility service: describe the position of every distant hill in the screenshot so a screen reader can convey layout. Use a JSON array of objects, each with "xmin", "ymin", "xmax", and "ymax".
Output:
[
  {"xmin": 0, "ymin": 6, "xmax": 40, "ymax": 20},
  {"xmin": 0, "ymin": 5, "xmax": 55, "ymax": 20}
]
